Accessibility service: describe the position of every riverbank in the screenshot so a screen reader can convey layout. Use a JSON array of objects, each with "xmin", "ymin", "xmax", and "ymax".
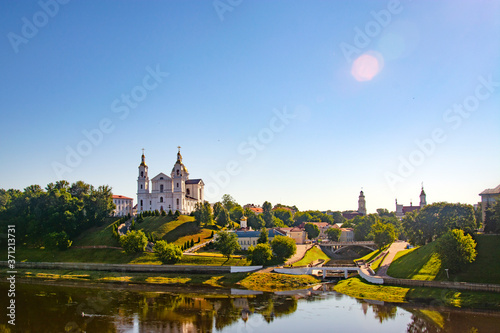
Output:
[
  {"xmin": 334, "ymin": 277, "xmax": 500, "ymax": 311},
  {"xmin": 0, "ymin": 268, "xmax": 322, "ymax": 292}
]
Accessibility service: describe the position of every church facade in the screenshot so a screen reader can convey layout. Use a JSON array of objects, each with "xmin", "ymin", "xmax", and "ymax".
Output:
[{"xmin": 137, "ymin": 148, "xmax": 204, "ymax": 214}]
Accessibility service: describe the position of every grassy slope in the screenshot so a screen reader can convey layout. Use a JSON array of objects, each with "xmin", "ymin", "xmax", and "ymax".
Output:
[
  {"xmin": 334, "ymin": 277, "xmax": 500, "ymax": 310},
  {"xmin": 17, "ymin": 215, "xmax": 247, "ymax": 266},
  {"xmin": 292, "ymin": 246, "xmax": 330, "ymax": 267},
  {"xmin": 387, "ymin": 235, "xmax": 500, "ymax": 283},
  {"xmin": 72, "ymin": 217, "xmax": 121, "ymax": 247},
  {"xmin": 138, "ymin": 215, "xmax": 215, "ymax": 246}
]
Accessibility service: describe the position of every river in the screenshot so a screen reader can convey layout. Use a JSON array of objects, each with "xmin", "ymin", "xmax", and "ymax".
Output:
[{"xmin": 1, "ymin": 282, "xmax": 499, "ymax": 332}]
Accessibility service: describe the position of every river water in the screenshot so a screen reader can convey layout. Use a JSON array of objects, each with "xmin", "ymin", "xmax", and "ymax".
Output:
[{"xmin": 1, "ymin": 282, "xmax": 499, "ymax": 332}]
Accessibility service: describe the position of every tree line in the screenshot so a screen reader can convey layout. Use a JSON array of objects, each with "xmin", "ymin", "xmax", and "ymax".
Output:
[{"xmin": 0, "ymin": 180, "xmax": 115, "ymax": 247}]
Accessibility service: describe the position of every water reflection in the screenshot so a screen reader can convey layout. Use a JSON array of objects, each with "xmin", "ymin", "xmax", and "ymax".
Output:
[{"xmin": 0, "ymin": 282, "xmax": 499, "ymax": 333}]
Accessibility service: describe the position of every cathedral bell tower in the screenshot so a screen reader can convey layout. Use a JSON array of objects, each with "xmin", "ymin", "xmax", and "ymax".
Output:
[
  {"xmin": 419, "ymin": 184, "xmax": 427, "ymax": 208},
  {"xmin": 137, "ymin": 149, "xmax": 149, "ymax": 196},
  {"xmin": 358, "ymin": 190, "xmax": 366, "ymax": 216},
  {"xmin": 171, "ymin": 146, "xmax": 189, "ymax": 212}
]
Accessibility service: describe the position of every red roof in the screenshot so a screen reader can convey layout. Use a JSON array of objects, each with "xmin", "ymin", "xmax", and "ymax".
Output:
[
  {"xmin": 249, "ymin": 207, "xmax": 263, "ymax": 213},
  {"xmin": 112, "ymin": 195, "xmax": 133, "ymax": 200}
]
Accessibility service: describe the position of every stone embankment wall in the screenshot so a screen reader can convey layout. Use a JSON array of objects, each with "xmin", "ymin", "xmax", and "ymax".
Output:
[{"xmin": 0, "ymin": 261, "xmax": 262, "ymax": 274}]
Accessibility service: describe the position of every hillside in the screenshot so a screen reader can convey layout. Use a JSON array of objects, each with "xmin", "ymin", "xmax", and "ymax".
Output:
[{"xmin": 387, "ymin": 235, "xmax": 500, "ymax": 284}]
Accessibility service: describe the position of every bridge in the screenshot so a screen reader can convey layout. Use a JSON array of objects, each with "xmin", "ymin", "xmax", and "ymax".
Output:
[
  {"xmin": 320, "ymin": 241, "xmax": 377, "ymax": 253},
  {"xmin": 274, "ymin": 266, "xmax": 359, "ymax": 279}
]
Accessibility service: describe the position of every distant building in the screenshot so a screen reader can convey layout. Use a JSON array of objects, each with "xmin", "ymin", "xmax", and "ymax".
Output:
[
  {"xmin": 299, "ymin": 222, "xmax": 332, "ymax": 240},
  {"xmin": 340, "ymin": 228, "xmax": 355, "ymax": 242},
  {"xmin": 243, "ymin": 204, "xmax": 263, "ymax": 214},
  {"xmin": 137, "ymin": 148, "xmax": 204, "ymax": 214},
  {"xmin": 233, "ymin": 229, "xmax": 285, "ymax": 250},
  {"xmin": 479, "ymin": 184, "xmax": 500, "ymax": 222},
  {"xmin": 342, "ymin": 190, "xmax": 367, "ymax": 219},
  {"xmin": 395, "ymin": 186, "xmax": 427, "ymax": 218},
  {"xmin": 112, "ymin": 195, "xmax": 133, "ymax": 217},
  {"xmin": 277, "ymin": 227, "xmax": 307, "ymax": 244}
]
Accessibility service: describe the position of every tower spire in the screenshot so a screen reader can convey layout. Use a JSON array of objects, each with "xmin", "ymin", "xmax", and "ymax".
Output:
[
  {"xmin": 140, "ymin": 148, "xmax": 147, "ymax": 167},
  {"xmin": 177, "ymin": 146, "xmax": 182, "ymax": 162}
]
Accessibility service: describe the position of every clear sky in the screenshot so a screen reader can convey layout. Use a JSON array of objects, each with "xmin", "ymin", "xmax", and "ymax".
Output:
[{"xmin": 0, "ymin": 0, "xmax": 499, "ymax": 213}]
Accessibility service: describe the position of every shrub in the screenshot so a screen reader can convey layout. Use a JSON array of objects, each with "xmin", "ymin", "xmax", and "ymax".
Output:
[
  {"xmin": 248, "ymin": 243, "xmax": 273, "ymax": 265},
  {"xmin": 271, "ymin": 235, "xmax": 297, "ymax": 262},
  {"xmin": 153, "ymin": 240, "xmax": 182, "ymax": 264},
  {"xmin": 44, "ymin": 231, "xmax": 72, "ymax": 250},
  {"xmin": 436, "ymin": 229, "xmax": 477, "ymax": 273},
  {"xmin": 120, "ymin": 230, "xmax": 148, "ymax": 254}
]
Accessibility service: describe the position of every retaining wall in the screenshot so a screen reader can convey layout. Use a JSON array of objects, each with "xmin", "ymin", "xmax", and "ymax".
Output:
[
  {"xmin": 385, "ymin": 278, "xmax": 500, "ymax": 293},
  {"xmin": 0, "ymin": 261, "xmax": 235, "ymax": 274}
]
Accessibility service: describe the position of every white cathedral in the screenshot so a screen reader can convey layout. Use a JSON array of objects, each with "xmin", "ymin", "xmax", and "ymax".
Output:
[{"xmin": 137, "ymin": 148, "xmax": 205, "ymax": 214}]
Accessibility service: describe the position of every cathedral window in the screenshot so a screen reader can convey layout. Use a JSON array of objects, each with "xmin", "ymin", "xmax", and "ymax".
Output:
[
  {"xmin": 140, "ymin": 200, "xmax": 143, "ymax": 206},
  {"xmin": 160, "ymin": 184, "xmax": 164, "ymax": 192},
  {"xmin": 177, "ymin": 183, "xmax": 179, "ymax": 188},
  {"xmin": 141, "ymin": 185, "xmax": 143, "ymax": 189},
  {"xmin": 186, "ymin": 188, "xmax": 190, "ymax": 196},
  {"xmin": 177, "ymin": 170, "xmax": 179, "ymax": 176},
  {"xmin": 176, "ymin": 198, "xmax": 179, "ymax": 205},
  {"xmin": 160, "ymin": 197, "xmax": 163, "ymax": 203},
  {"xmin": 141, "ymin": 171, "xmax": 144, "ymax": 177}
]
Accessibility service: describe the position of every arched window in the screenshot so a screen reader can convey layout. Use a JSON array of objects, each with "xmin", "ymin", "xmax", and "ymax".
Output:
[
  {"xmin": 160, "ymin": 184, "xmax": 164, "ymax": 192},
  {"xmin": 176, "ymin": 198, "xmax": 179, "ymax": 205},
  {"xmin": 177, "ymin": 170, "xmax": 179, "ymax": 176},
  {"xmin": 141, "ymin": 171, "xmax": 144, "ymax": 177},
  {"xmin": 186, "ymin": 188, "xmax": 190, "ymax": 196},
  {"xmin": 160, "ymin": 197, "xmax": 163, "ymax": 203},
  {"xmin": 140, "ymin": 200, "xmax": 143, "ymax": 206},
  {"xmin": 177, "ymin": 183, "xmax": 179, "ymax": 188},
  {"xmin": 141, "ymin": 185, "xmax": 143, "ymax": 189}
]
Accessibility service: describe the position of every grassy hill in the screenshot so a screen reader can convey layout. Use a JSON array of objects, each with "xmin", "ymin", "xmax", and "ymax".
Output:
[
  {"xmin": 137, "ymin": 215, "xmax": 216, "ymax": 246},
  {"xmin": 16, "ymin": 215, "xmax": 247, "ymax": 266},
  {"xmin": 292, "ymin": 246, "xmax": 330, "ymax": 267},
  {"xmin": 387, "ymin": 234, "xmax": 500, "ymax": 284}
]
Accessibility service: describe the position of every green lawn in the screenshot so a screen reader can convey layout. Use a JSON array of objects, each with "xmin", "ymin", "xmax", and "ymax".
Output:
[
  {"xmin": 387, "ymin": 235, "xmax": 500, "ymax": 284},
  {"xmin": 292, "ymin": 246, "xmax": 331, "ymax": 267},
  {"xmin": 387, "ymin": 242, "xmax": 444, "ymax": 280},
  {"xmin": 137, "ymin": 215, "xmax": 215, "ymax": 246},
  {"xmin": 72, "ymin": 217, "xmax": 121, "ymax": 247},
  {"xmin": 240, "ymin": 273, "xmax": 320, "ymax": 292},
  {"xmin": 334, "ymin": 277, "xmax": 500, "ymax": 310}
]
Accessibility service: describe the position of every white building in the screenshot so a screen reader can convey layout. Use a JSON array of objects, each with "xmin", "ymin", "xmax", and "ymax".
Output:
[
  {"xmin": 112, "ymin": 195, "xmax": 133, "ymax": 217},
  {"xmin": 137, "ymin": 148, "xmax": 204, "ymax": 214},
  {"xmin": 479, "ymin": 184, "xmax": 500, "ymax": 222}
]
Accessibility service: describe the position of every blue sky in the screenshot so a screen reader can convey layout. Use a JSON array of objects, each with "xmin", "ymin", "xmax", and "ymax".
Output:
[{"xmin": 0, "ymin": 0, "xmax": 499, "ymax": 212}]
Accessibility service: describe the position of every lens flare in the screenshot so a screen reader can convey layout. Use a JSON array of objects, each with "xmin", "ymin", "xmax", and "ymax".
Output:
[{"xmin": 351, "ymin": 52, "xmax": 384, "ymax": 82}]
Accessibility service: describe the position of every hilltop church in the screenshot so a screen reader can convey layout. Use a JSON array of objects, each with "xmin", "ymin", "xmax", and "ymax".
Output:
[{"xmin": 137, "ymin": 148, "xmax": 204, "ymax": 214}]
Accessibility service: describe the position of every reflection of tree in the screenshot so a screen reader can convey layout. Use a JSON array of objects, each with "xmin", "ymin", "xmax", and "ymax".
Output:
[
  {"xmin": 371, "ymin": 304, "xmax": 398, "ymax": 323},
  {"xmin": 213, "ymin": 298, "xmax": 241, "ymax": 330},
  {"xmin": 406, "ymin": 314, "xmax": 441, "ymax": 333}
]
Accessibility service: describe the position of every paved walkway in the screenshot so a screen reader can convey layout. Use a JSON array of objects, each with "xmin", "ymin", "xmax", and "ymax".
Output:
[
  {"xmin": 374, "ymin": 240, "xmax": 408, "ymax": 278},
  {"xmin": 286, "ymin": 244, "xmax": 313, "ymax": 265}
]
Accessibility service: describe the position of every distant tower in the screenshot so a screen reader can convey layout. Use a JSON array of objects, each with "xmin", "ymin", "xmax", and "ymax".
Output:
[
  {"xmin": 419, "ymin": 184, "xmax": 427, "ymax": 208},
  {"xmin": 358, "ymin": 190, "xmax": 366, "ymax": 215},
  {"xmin": 171, "ymin": 146, "xmax": 189, "ymax": 212},
  {"xmin": 137, "ymin": 149, "xmax": 149, "ymax": 212}
]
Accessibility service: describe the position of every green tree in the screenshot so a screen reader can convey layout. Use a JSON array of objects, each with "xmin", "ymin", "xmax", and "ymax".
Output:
[
  {"xmin": 403, "ymin": 202, "xmax": 476, "ymax": 245},
  {"xmin": 247, "ymin": 213, "xmax": 265, "ymax": 230},
  {"xmin": 273, "ymin": 208, "xmax": 294, "ymax": 226},
  {"xmin": 484, "ymin": 199, "xmax": 500, "ymax": 233},
  {"xmin": 193, "ymin": 201, "xmax": 214, "ymax": 225},
  {"xmin": 370, "ymin": 221, "xmax": 396, "ymax": 249},
  {"xmin": 120, "ymin": 230, "xmax": 148, "ymax": 254},
  {"xmin": 248, "ymin": 243, "xmax": 273, "ymax": 265},
  {"xmin": 326, "ymin": 227, "xmax": 342, "ymax": 242},
  {"xmin": 257, "ymin": 227, "xmax": 269, "ymax": 244},
  {"xmin": 436, "ymin": 229, "xmax": 477, "ymax": 273},
  {"xmin": 214, "ymin": 231, "xmax": 241, "ymax": 258},
  {"xmin": 271, "ymin": 235, "xmax": 296, "ymax": 262},
  {"xmin": 216, "ymin": 207, "xmax": 231, "ymax": 228},
  {"xmin": 153, "ymin": 240, "xmax": 182, "ymax": 264},
  {"xmin": 262, "ymin": 201, "xmax": 273, "ymax": 227},
  {"xmin": 221, "ymin": 194, "xmax": 237, "ymax": 211},
  {"xmin": 230, "ymin": 205, "xmax": 245, "ymax": 222},
  {"xmin": 293, "ymin": 211, "xmax": 312, "ymax": 226},
  {"xmin": 353, "ymin": 214, "xmax": 378, "ymax": 241},
  {"xmin": 213, "ymin": 202, "xmax": 223, "ymax": 220},
  {"xmin": 330, "ymin": 211, "xmax": 346, "ymax": 225},
  {"xmin": 304, "ymin": 223, "xmax": 320, "ymax": 240},
  {"xmin": 44, "ymin": 231, "xmax": 72, "ymax": 250}
]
